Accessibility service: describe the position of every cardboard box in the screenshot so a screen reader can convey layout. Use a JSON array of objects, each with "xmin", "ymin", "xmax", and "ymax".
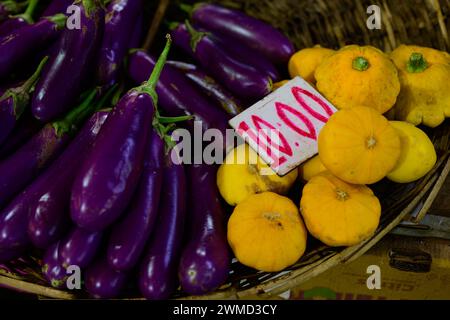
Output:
[{"xmin": 289, "ymin": 234, "xmax": 450, "ymax": 300}]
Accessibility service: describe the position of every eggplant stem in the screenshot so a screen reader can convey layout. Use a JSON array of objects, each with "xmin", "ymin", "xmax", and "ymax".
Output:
[
  {"xmin": 158, "ymin": 115, "xmax": 194, "ymax": 124},
  {"xmin": 10, "ymin": 0, "xmax": 38, "ymax": 23},
  {"xmin": 185, "ymin": 20, "xmax": 209, "ymax": 52},
  {"xmin": 52, "ymin": 88, "xmax": 99, "ymax": 137},
  {"xmin": 179, "ymin": 3, "xmax": 193, "ymax": 15},
  {"xmin": 18, "ymin": 56, "xmax": 49, "ymax": 94},
  {"xmin": 47, "ymin": 13, "xmax": 68, "ymax": 29}
]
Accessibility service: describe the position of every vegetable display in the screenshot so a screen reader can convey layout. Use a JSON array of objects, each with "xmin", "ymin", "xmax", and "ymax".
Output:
[{"xmin": 0, "ymin": 1, "xmax": 447, "ymax": 301}]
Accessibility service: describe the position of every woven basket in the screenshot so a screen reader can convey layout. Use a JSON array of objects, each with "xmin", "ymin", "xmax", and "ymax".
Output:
[{"xmin": 0, "ymin": 0, "xmax": 449, "ymax": 300}]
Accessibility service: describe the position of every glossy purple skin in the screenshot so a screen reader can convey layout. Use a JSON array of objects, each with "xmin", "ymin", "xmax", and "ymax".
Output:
[
  {"xmin": 211, "ymin": 35, "xmax": 281, "ymax": 82},
  {"xmin": 71, "ymin": 91, "xmax": 153, "ymax": 231},
  {"xmin": 0, "ymin": 123, "xmax": 70, "ymax": 209},
  {"xmin": 32, "ymin": 2, "xmax": 104, "ymax": 121},
  {"xmin": 107, "ymin": 130, "xmax": 163, "ymax": 271},
  {"xmin": 27, "ymin": 111, "xmax": 109, "ymax": 249},
  {"xmin": 42, "ymin": 241, "xmax": 68, "ymax": 288},
  {"xmin": 0, "ymin": 18, "xmax": 61, "ymax": 78},
  {"xmin": 59, "ymin": 227, "xmax": 103, "ymax": 268},
  {"xmin": 42, "ymin": 0, "xmax": 74, "ymax": 16},
  {"xmin": 167, "ymin": 60, "xmax": 244, "ymax": 116},
  {"xmin": 191, "ymin": 3, "xmax": 295, "ymax": 64},
  {"xmin": 0, "ymin": 96, "xmax": 15, "ymax": 146},
  {"xmin": 0, "ymin": 112, "xmax": 42, "ymax": 159},
  {"xmin": 139, "ymin": 157, "xmax": 186, "ymax": 300},
  {"xmin": 128, "ymin": 50, "xmax": 230, "ymax": 136},
  {"xmin": 0, "ymin": 17, "xmax": 29, "ymax": 39},
  {"xmin": 171, "ymin": 23, "xmax": 272, "ymax": 102},
  {"xmin": 85, "ymin": 256, "xmax": 128, "ymax": 299},
  {"xmin": 178, "ymin": 164, "xmax": 230, "ymax": 295},
  {"xmin": 97, "ymin": 0, "xmax": 143, "ymax": 88}
]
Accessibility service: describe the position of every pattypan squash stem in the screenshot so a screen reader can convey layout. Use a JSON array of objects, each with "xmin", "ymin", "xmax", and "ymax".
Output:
[
  {"xmin": 352, "ymin": 56, "xmax": 370, "ymax": 71},
  {"xmin": 406, "ymin": 52, "xmax": 428, "ymax": 73}
]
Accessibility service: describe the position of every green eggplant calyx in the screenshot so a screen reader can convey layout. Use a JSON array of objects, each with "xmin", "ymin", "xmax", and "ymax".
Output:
[
  {"xmin": 2, "ymin": 0, "xmax": 26, "ymax": 13},
  {"xmin": 179, "ymin": 3, "xmax": 194, "ymax": 16},
  {"xmin": 1, "ymin": 56, "xmax": 49, "ymax": 120},
  {"xmin": 82, "ymin": 0, "xmax": 98, "ymax": 18},
  {"xmin": 185, "ymin": 20, "xmax": 208, "ymax": 52},
  {"xmin": 407, "ymin": 52, "xmax": 428, "ymax": 73},
  {"xmin": 48, "ymin": 13, "xmax": 68, "ymax": 29},
  {"xmin": 10, "ymin": 0, "xmax": 38, "ymax": 24},
  {"xmin": 167, "ymin": 21, "xmax": 180, "ymax": 31},
  {"xmin": 352, "ymin": 56, "xmax": 370, "ymax": 71},
  {"xmin": 54, "ymin": 88, "xmax": 99, "ymax": 136}
]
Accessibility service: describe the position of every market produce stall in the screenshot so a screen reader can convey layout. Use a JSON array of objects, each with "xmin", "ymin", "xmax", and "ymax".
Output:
[{"xmin": 0, "ymin": 0, "xmax": 449, "ymax": 300}]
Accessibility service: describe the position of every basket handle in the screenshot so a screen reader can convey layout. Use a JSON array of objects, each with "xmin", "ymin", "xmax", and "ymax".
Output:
[{"xmin": 410, "ymin": 157, "xmax": 450, "ymax": 223}]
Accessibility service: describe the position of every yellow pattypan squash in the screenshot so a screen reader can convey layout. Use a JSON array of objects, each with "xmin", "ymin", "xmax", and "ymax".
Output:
[
  {"xmin": 318, "ymin": 106, "xmax": 401, "ymax": 184},
  {"xmin": 288, "ymin": 45, "xmax": 335, "ymax": 84},
  {"xmin": 299, "ymin": 155, "xmax": 327, "ymax": 181},
  {"xmin": 387, "ymin": 121, "xmax": 437, "ymax": 183},
  {"xmin": 228, "ymin": 192, "xmax": 307, "ymax": 272},
  {"xmin": 315, "ymin": 45, "xmax": 400, "ymax": 113},
  {"xmin": 390, "ymin": 45, "xmax": 450, "ymax": 128},
  {"xmin": 300, "ymin": 172, "xmax": 381, "ymax": 247},
  {"xmin": 217, "ymin": 144, "xmax": 298, "ymax": 206}
]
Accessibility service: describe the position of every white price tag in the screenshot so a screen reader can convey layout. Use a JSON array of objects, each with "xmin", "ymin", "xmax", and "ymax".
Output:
[{"xmin": 229, "ymin": 77, "xmax": 337, "ymax": 176}]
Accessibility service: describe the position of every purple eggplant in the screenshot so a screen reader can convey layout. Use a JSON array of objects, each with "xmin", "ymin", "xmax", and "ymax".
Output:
[
  {"xmin": 178, "ymin": 164, "xmax": 230, "ymax": 295},
  {"xmin": 42, "ymin": 0, "xmax": 74, "ymax": 16},
  {"xmin": 71, "ymin": 36, "xmax": 172, "ymax": 231},
  {"xmin": 0, "ymin": 13, "xmax": 66, "ymax": 79},
  {"xmin": 0, "ymin": 57, "xmax": 48, "ymax": 146},
  {"xmin": 32, "ymin": 0, "xmax": 105, "ymax": 122},
  {"xmin": 42, "ymin": 241, "xmax": 68, "ymax": 288},
  {"xmin": 129, "ymin": 12, "xmax": 143, "ymax": 49},
  {"xmin": 0, "ymin": 112, "xmax": 42, "ymax": 158},
  {"xmin": 167, "ymin": 60, "xmax": 243, "ymax": 115},
  {"xmin": 184, "ymin": 3, "xmax": 295, "ymax": 64},
  {"xmin": 0, "ymin": 0, "xmax": 38, "ymax": 38},
  {"xmin": 128, "ymin": 50, "xmax": 230, "ymax": 137},
  {"xmin": 85, "ymin": 256, "xmax": 128, "ymax": 299},
  {"xmin": 0, "ymin": 92, "xmax": 104, "ymax": 261},
  {"xmin": 139, "ymin": 155, "xmax": 186, "ymax": 300},
  {"xmin": 96, "ymin": 0, "xmax": 143, "ymax": 88},
  {"xmin": 107, "ymin": 130, "xmax": 163, "ymax": 271},
  {"xmin": 59, "ymin": 227, "xmax": 103, "ymax": 268},
  {"xmin": 27, "ymin": 110, "xmax": 110, "ymax": 249},
  {"xmin": 171, "ymin": 22, "xmax": 272, "ymax": 102},
  {"xmin": 0, "ymin": 0, "xmax": 25, "ymax": 23}
]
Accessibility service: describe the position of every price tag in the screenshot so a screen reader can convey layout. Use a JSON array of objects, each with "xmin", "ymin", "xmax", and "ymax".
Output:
[{"xmin": 229, "ymin": 77, "xmax": 337, "ymax": 176}]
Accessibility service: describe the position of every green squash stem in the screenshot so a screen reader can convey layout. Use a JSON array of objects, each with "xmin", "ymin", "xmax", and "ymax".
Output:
[
  {"xmin": 352, "ymin": 56, "xmax": 370, "ymax": 71},
  {"xmin": 406, "ymin": 52, "xmax": 428, "ymax": 73}
]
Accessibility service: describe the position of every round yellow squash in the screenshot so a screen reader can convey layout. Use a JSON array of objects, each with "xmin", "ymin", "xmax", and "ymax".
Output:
[
  {"xmin": 288, "ymin": 46, "xmax": 335, "ymax": 84},
  {"xmin": 217, "ymin": 144, "xmax": 298, "ymax": 206},
  {"xmin": 228, "ymin": 192, "xmax": 307, "ymax": 272},
  {"xmin": 319, "ymin": 106, "xmax": 401, "ymax": 184},
  {"xmin": 299, "ymin": 155, "xmax": 327, "ymax": 181},
  {"xmin": 315, "ymin": 45, "xmax": 400, "ymax": 113},
  {"xmin": 390, "ymin": 45, "xmax": 450, "ymax": 128},
  {"xmin": 300, "ymin": 172, "xmax": 381, "ymax": 247},
  {"xmin": 387, "ymin": 121, "xmax": 437, "ymax": 183}
]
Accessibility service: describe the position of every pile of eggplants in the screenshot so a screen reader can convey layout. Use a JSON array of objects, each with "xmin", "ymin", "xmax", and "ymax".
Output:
[{"xmin": 0, "ymin": 1, "xmax": 296, "ymax": 299}]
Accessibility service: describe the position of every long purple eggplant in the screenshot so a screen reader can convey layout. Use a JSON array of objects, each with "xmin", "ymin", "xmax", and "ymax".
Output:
[
  {"xmin": 0, "ymin": 0, "xmax": 38, "ymax": 38},
  {"xmin": 42, "ymin": 0, "xmax": 74, "ymax": 16},
  {"xmin": 0, "ymin": 0, "xmax": 25, "ymax": 23},
  {"xmin": 184, "ymin": 3, "xmax": 295, "ymax": 64},
  {"xmin": 107, "ymin": 130, "xmax": 163, "ymax": 271},
  {"xmin": 0, "ymin": 93, "xmax": 104, "ymax": 261},
  {"xmin": 27, "ymin": 110, "xmax": 110, "ymax": 249},
  {"xmin": 71, "ymin": 36, "xmax": 172, "ymax": 231},
  {"xmin": 0, "ymin": 112, "xmax": 42, "ymax": 158},
  {"xmin": 139, "ymin": 154, "xmax": 186, "ymax": 300},
  {"xmin": 128, "ymin": 50, "xmax": 230, "ymax": 137},
  {"xmin": 0, "ymin": 57, "xmax": 48, "ymax": 146},
  {"xmin": 178, "ymin": 164, "xmax": 230, "ymax": 295},
  {"xmin": 85, "ymin": 256, "xmax": 128, "ymax": 299},
  {"xmin": 0, "ymin": 13, "xmax": 66, "ymax": 79},
  {"xmin": 167, "ymin": 60, "xmax": 243, "ymax": 115},
  {"xmin": 42, "ymin": 241, "xmax": 68, "ymax": 288},
  {"xmin": 32, "ymin": 0, "xmax": 104, "ymax": 122},
  {"xmin": 171, "ymin": 22, "xmax": 272, "ymax": 102},
  {"xmin": 59, "ymin": 227, "xmax": 103, "ymax": 268},
  {"xmin": 96, "ymin": 0, "xmax": 143, "ymax": 88}
]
